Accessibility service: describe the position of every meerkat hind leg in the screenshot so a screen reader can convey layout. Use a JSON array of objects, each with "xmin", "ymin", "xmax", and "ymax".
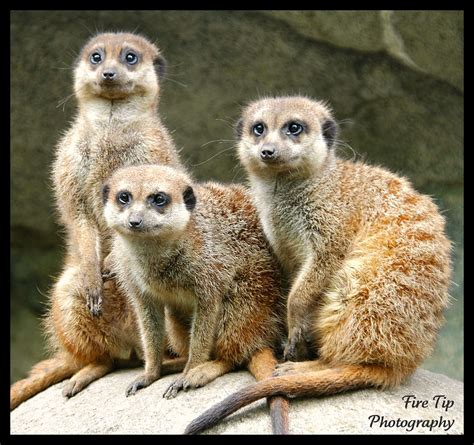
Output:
[
  {"xmin": 62, "ymin": 361, "xmax": 113, "ymax": 398},
  {"xmin": 163, "ymin": 359, "xmax": 233, "ymax": 399},
  {"xmin": 161, "ymin": 357, "xmax": 188, "ymax": 375}
]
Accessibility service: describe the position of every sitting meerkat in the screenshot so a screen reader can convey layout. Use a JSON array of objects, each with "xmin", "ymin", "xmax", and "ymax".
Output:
[
  {"xmin": 11, "ymin": 32, "xmax": 185, "ymax": 410},
  {"xmin": 103, "ymin": 164, "xmax": 290, "ymax": 434},
  {"xmin": 185, "ymin": 96, "xmax": 452, "ymax": 434}
]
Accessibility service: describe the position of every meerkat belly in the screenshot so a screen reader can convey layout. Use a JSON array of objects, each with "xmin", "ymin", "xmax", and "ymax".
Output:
[{"xmin": 149, "ymin": 283, "xmax": 196, "ymax": 315}]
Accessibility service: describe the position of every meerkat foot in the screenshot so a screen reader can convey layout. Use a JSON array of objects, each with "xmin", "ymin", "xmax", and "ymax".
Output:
[
  {"xmin": 273, "ymin": 360, "xmax": 329, "ymax": 377},
  {"xmin": 62, "ymin": 362, "xmax": 112, "ymax": 398},
  {"xmin": 283, "ymin": 327, "xmax": 311, "ymax": 362},
  {"xmin": 183, "ymin": 360, "xmax": 232, "ymax": 390},
  {"xmin": 163, "ymin": 375, "xmax": 186, "ymax": 399},
  {"xmin": 125, "ymin": 372, "xmax": 159, "ymax": 397},
  {"xmin": 163, "ymin": 360, "xmax": 232, "ymax": 399}
]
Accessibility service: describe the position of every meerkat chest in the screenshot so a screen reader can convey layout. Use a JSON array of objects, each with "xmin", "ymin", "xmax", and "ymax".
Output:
[
  {"xmin": 74, "ymin": 124, "xmax": 151, "ymax": 218},
  {"xmin": 254, "ymin": 178, "xmax": 344, "ymax": 276},
  {"xmin": 129, "ymin": 247, "xmax": 196, "ymax": 312},
  {"xmin": 253, "ymin": 182, "xmax": 313, "ymax": 274}
]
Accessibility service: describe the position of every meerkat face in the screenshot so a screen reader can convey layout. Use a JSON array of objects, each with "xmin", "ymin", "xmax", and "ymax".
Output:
[
  {"xmin": 236, "ymin": 97, "xmax": 338, "ymax": 177},
  {"xmin": 103, "ymin": 165, "xmax": 196, "ymax": 240},
  {"xmin": 74, "ymin": 32, "xmax": 166, "ymax": 101}
]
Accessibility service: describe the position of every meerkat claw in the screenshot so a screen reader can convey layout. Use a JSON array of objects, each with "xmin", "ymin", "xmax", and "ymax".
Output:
[{"xmin": 163, "ymin": 378, "xmax": 185, "ymax": 399}]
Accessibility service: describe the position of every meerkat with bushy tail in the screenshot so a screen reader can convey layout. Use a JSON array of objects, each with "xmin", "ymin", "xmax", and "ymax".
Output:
[
  {"xmin": 11, "ymin": 32, "xmax": 186, "ymax": 410},
  {"xmin": 103, "ymin": 164, "xmax": 289, "ymax": 434},
  {"xmin": 185, "ymin": 96, "xmax": 452, "ymax": 434}
]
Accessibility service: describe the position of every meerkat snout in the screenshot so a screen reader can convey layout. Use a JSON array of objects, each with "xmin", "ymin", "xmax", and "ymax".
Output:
[
  {"xmin": 101, "ymin": 69, "xmax": 117, "ymax": 81},
  {"xmin": 128, "ymin": 212, "xmax": 144, "ymax": 229},
  {"xmin": 260, "ymin": 143, "xmax": 277, "ymax": 161}
]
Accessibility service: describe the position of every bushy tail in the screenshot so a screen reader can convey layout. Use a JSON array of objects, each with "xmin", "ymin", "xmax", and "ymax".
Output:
[
  {"xmin": 185, "ymin": 364, "xmax": 397, "ymax": 434},
  {"xmin": 11, "ymin": 356, "xmax": 80, "ymax": 410}
]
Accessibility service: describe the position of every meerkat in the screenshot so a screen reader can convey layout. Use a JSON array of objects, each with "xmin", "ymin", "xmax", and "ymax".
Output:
[
  {"xmin": 11, "ymin": 32, "xmax": 186, "ymax": 410},
  {"xmin": 103, "ymin": 164, "xmax": 290, "ymax": 434},
  {"xmin": 185, "ymin": 96, "xmax": 452, "ymax": 434}
]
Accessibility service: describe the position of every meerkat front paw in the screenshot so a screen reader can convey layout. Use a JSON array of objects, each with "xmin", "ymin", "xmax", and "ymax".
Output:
[
  {"xmin": 82, "ymin": 275, "xmax": 103, "ymax": 316},
  {"xmin": 283, "ymin": 326, "xmax": 311, "ymax": 361},
  {"xmin": 101, "ymin": 268, "xmax": 116, "ymax": 282},
  {"xmin": 272, "ymin": 361, "xmax": 299, "ymax": 376},
  {"xmin": 163, "ymin": 375, "xmax": 186, "ymax": 399},
  {"xmin": 101, "ymin": 254, "xmax": 116, "ymax": 282},
  {"xmin": 86, "ymin": 285, "xmax": 103, "ymax": 316},
  {"xmin": 125, "ymin": 372, "xmax": 158, "ymax": 396}
]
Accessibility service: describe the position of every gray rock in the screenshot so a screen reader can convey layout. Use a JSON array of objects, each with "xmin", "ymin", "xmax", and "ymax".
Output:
[{"xmin": 11, "ymin": 368, "xmax": 463, "ymax": 434}]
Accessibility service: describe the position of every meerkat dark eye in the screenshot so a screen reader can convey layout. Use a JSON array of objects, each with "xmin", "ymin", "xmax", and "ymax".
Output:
[
  {"xmin": 287, "ymin": 122, "xmax": 303, "ymax": 136},
  {"xmin": 253, "ymin": 123, "xmax": 265, "ymax": 136},
  {"xmin": 125, "ymin": 52, "xmax": 138, "ymax": 65},
  {"xmin": 150, "ymin": 192, "xmax": 169, "ymax": 208},
  {"xmin": 90, "ymin": 52, "xmax": 102, "ymax": 64},
  {"xmin": 117, "ymin": 191, "xmax": 132, "ymax": 205}
]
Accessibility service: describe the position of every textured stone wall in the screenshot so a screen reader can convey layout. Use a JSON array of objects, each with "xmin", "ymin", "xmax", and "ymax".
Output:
[{"xmin": 10, "ymin": 11, "xmax": 463, "ymax": 381}]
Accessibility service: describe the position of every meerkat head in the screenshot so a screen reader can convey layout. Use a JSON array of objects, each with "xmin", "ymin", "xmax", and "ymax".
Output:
[
  {"xmin": 74, "ymin": 32, "xmax": 166, "ymax": 102},
  {"xmin": 235, "ymin": 96, "xmax": 338, "ymax": 178},
  {"xmin": 103, "ymin": 165, "xmax": 196, "ymax": 241}
]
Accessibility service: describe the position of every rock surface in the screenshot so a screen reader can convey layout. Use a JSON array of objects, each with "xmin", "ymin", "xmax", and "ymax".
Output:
[{"xmin": 11, "ymin": 368, "xmax": 463, "ymax": 434}]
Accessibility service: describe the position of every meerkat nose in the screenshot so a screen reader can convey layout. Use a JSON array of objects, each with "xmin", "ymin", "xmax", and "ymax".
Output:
[
  {"xmin": 261, "ymin": 144, "xmax": 276, "ymax": 160},
  {"xmin": 102, "ymin": 70, "xmax": 117, "ymax": 81},
  {"xmin": 128, "ymin": 217, "xmax": 143, "ymax": 229}
]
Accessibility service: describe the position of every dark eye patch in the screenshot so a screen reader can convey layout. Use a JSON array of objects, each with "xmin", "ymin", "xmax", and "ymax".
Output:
[
  {"xmin": 117, "ymin": 191, "xmax": 132, "ymax": 206},
  {"xmin": 148, "ymin": 192, "xmax": 170, "ymax": 209},
  {"xmin": 252, "ymin": 122, "xmax": 265, "ymax": 137},
  {"xmin": 89, "ymin": 48, "xmax": 105, "ymax": 67},
  {"xmin": 121, "ymin": 48, "xmax": 141, "ymax": 67},
  {"xmin": 283, "ymin": 120, "xmax": 307, "ymax": 137}
]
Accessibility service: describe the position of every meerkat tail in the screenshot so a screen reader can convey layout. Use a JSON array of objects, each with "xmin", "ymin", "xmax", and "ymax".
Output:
[
  {"xmin": 246, "ymin": 348, "xmax": 289, "ymax": 435},
  {"xmin": 267, "ymin": 395, "xmax": 290, "ymax": 434},
  {"xmin": 10, "ymin": 355, "xmax": 80, "ymax": 410},
  {"xmin": 185, "ymin": 348, "xmax": 289, "ymax": 435},
  {"xmin": 185, "ymin": 364, "xmax": 398, "ymax": 434}
]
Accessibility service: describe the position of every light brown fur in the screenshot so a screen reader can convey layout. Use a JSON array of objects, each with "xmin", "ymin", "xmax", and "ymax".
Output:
[
  {"xmin": 103, "ymin": 164, "xmax": 289, "ymax": 434},
  {"xmin": 11, "ymin": 32, "xmax": 185, "ymax": 410},
  {"xmin": 185, "ymin": 96, "xmax": 452, "ymax": 434}
]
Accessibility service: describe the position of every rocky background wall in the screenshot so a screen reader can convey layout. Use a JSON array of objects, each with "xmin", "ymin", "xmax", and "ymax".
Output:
[{"xmin": 10, "ymin": 10, "xmax": 463, "ymax": 382}]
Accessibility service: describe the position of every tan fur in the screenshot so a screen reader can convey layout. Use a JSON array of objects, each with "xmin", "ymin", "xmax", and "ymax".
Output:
[
  {"xmin": 11, "ymin": 32, "xmax": 184, "ymax": 409},
  {"xmin": 103, "ymin": 164, "xmax": 289, "ymax": 433},
  {"xmin": 185, "ymin": 96, "xmax": 452, "ymax": 433}
]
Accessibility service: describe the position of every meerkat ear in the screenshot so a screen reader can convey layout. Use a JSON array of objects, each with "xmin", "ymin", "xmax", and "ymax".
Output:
[
  {"xmin": 183, "ymin": 186, "xmax": 196, "ymax": 211},
  {"xmin": 235, "ymin": 118, "xmax": 244, "ymax": 139},
  {"xmin": 102, "ymin": 184, "xmax": 110, "ymax": 205},
  {"xmin": 322, "ymin": 118, "xmax": 338, "ymax": 149},
  {"xmin": 153, "ymin": 54, "xmax": 167, "ymax": 80}
]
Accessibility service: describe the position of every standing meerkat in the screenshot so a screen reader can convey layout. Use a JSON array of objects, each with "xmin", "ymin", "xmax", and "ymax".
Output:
[
  {"xmin": 11, "ymin": 32, "xmax": 186, "ymax": 410},
  {"xmin": 185, "ymin": 96, "xmax": 452, "ymax": 434},
  {"xmin": 103, "ymin": 164, "xmax": 289, "ymax": 434}
]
